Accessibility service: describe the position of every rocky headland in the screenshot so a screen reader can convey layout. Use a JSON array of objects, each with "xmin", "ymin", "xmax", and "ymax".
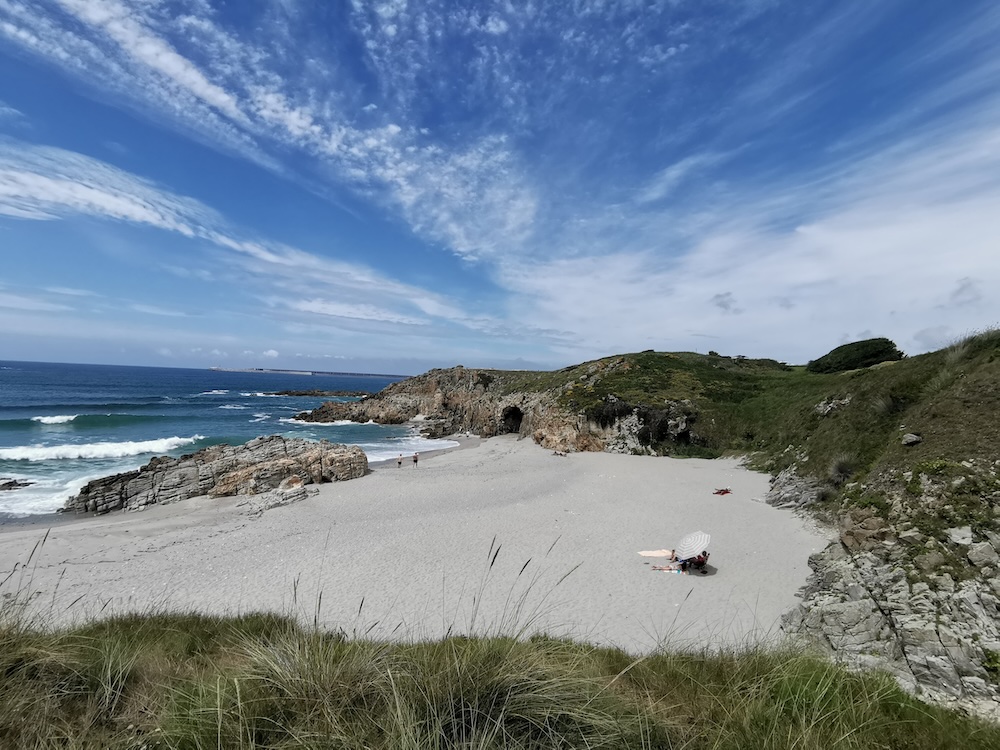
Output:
[
  {"xmin": 295, "ymin": 363, "xmax": 698, "ymax": 454},
  {"xmin": 64, "ymin": 435, "xmax": 367, "ymax": 515}
]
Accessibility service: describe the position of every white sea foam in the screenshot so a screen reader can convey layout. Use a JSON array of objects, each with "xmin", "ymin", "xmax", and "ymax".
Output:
[
  {"xmin": 199, "ymin": 389, "xmax": 229, "ymax": 395},
  {"xmin": 0, "ymin": 470, "xmax": 109, "ymax": 515},
  {"xmin": 249, "ymin": 413, "xmax": 270, "ymax": 423},
  {"xmin": 362, "ymin": 438, "xmax": 460, "ymax": 462},
  {"xmin": 0, "ymin": 435, "xmax": 204, "ymax": 461},
  {"xmin": 218, "ymin": 404, "xmax": 249, "ymax": 410},
  {"xmin": 240, "ymin": 392, "xmax": 282, "ymax": 398},
  {"xmin": 31, "ymin": 415, "xmax": 78, "ymax": 424},
  {"xmin": 279, "ymin": 417, "xmax": 354, "ymax": 426}
]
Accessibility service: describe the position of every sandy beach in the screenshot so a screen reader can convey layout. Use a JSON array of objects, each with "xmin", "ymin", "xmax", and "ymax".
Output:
[{"xmin": 0, "ymin": 436, "xmax": 831, "ymax": 653}]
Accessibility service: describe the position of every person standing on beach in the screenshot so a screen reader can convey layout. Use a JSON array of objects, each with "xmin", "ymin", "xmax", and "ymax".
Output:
[
  {"xmin": 413, "ymin": 452, "xmax": 419, "ymax": 467},
  {"xmin": 397, "ymin": 454, "xmax": 402, "ymax": 468}
]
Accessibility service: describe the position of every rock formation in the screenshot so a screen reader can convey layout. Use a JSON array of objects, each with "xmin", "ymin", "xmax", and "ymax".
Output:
[
  {"xmin": 781, "ymin": 458, "xmax": 1000, "ymax": 720},
  {"xmin": 64, "ymin": 436, "xmax": 367, "ymax": 514},
  {"xmin": 295, "ymin": 365, "xmax": 693, "ymax": 454}
]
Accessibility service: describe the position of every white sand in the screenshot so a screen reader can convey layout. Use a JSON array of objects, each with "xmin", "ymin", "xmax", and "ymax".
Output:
[{"xmin": 0, "ymin": 436, "xmax": 831, "ymax": 653}]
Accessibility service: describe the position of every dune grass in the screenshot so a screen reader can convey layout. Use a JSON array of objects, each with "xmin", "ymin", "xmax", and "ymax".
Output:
[{"xmin": 2, "ymin": 604, "xmax": 999, "ymax": 749}]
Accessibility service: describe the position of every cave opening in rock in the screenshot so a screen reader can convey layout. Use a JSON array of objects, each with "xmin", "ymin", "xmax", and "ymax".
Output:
[{"xmin": 501, "ymin": 406, "xmax": 523, "ymax": 434}]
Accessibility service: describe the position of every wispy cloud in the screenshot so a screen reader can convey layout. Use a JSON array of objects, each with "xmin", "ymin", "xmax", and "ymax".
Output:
[
  {"xmin": 0, "ymin": 291, "xmax": 72, "ymax": 312},
  {"xmin": 0, "ymin": 137, "xmax": 514, "ymax": 341},
  {"xmin": 0, "ymin": 100, "xmax": 23, "ymax": 121},
  {"xmin": 131, "ymin": 303, "xmax": 187, "ymax": 317},
  {"xmin": 45, "ymin": 286, "xmax": 99, "ymax": 297}
]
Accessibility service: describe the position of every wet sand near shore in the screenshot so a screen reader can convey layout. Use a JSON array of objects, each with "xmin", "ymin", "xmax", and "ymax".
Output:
[{"xmin": 0, "ymin": 435, "xmax": 831, "ymax": 653}]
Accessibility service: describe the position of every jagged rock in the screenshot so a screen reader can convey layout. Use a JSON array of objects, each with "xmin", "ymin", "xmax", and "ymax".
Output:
[
  {"xmin": 984, "ymin": 530, "xmax": 1000, "ymax": 551},
  {"xmin": 969, "ymin": 542, "xmax": 999, "ymax": 568},
  {"xmin": 237, "ymin": 484, "xmax": 310, "ymax": 517},
  {"xmin": 898, "ymin": 528, "xmax": 925, "ymax": 545},
  {"xmin": 840, "ymin": 509, "xmax": 893, "ymax": 551},
  {"xmin": 785, "ymin": 537, "xmax": 1000, "ymax": 715},
  {"xmin": 814, "ymin": 396, "xmax": 851, "ymax": 416},
  {"xmin": 0, "ymin": 478, "xmax": 31, "ymax": 491},
  {"xmin": 65, "ymin": 436, "xmax": 367, "ymax": 514},
  {"xmin": 914, "ymin": 551, "xmax": 946, "ymax": 573},
  {"xmin": 765, "ymin": 467, "xmax": 827, "ymax": 508},
  {"xmin": 947, "ymin": 526, "xmax": 973, "ymax": 546},
  {"xmin": 901, "ymin": 433, "xmax": 923, "ymax": 446},
  {"xmin": 296, "ymin": 367, "xmax": 577, "ymax": 446},
  {"xmin": 295, "ymin": 366, "xmax": 700, "ymax": 455}
]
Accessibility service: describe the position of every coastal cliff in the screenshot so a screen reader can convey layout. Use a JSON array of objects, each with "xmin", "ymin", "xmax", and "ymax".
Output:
[
  {"xmin": 65, "ymin": 435, "xmax": 367, "ymax": 514},
  {"xmin": 296, "ymin": 362, "xmax": 700, "ymax": 454}
]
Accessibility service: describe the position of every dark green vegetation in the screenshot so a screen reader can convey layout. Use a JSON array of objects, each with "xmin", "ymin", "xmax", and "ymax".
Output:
[
  {"xmin": 806, "ymin": 337, "xmax": 905, "ymax": 374},
  {"xmin": 497, "ymin": 330, "xmax": 1000, "ymax": 482},
  {"xmin": 3, "ymin": 609, "xmax": 999, "ymax": 749}
]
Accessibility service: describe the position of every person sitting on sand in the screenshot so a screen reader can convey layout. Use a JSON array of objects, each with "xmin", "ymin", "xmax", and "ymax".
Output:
[
  {"xmin": 651, "ymin": 549, "xmax": 710, "ymax": 574},
  {"xmin": 680, "ymin": 551, "xmax": 710, "ymax": 574}
]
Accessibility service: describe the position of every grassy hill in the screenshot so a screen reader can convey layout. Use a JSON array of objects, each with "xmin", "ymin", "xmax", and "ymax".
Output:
[
  {"xmin": 498, "ymin": 330, "xmax": 1000, "ymax": 485},
  {"xmin": 3, "ymin": 610, "xmax": 999, "ymax": 749}
]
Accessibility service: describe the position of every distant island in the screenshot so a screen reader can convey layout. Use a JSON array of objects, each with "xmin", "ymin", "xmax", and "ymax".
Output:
[{"xmin": 208, "ymin": 366, "xmax": 404, "ymax": 378}]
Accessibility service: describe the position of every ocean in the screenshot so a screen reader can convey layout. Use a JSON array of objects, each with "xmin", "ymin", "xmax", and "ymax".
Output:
[{"xmin": 0, "ymin": 360, "xmax": 456, "ymax": 517}]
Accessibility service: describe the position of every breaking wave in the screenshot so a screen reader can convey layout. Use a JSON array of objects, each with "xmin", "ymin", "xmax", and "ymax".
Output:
[
  {"xmin": 31, "ymin": 415, "xmax": 78, "ymax": 424},
  {"xmin": 0, "ymin": 435, "xmax": 205, "ymax": 461}
]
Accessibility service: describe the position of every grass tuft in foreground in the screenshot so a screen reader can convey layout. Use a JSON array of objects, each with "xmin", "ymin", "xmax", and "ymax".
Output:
[{"xmin": 2, "ymin": 610, "xmax": 999, "ymax": 749}]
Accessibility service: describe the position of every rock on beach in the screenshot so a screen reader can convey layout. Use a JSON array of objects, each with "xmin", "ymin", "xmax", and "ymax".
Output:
[{"xmin": 65, "ymin": 435, "xmax": 367, "ymax": 514}]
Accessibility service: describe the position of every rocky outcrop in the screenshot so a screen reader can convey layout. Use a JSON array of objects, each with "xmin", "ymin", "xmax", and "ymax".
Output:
[
  {"xmin": 65, "ymin": 436, "xmax": 367, "ymax": 514},
  {"xmin": 296, "ymin": 366, "xmax": 697, "ymax": 455},
  {"xmin": 297, "ymin": 367, "xmax": 594, "ymax": 451},
  {"xmin": 765, "ymin": 467, "xmax": 829, "ymax": 508},
  {"xmin": 1, "ymin": 478, "xmax": 32, "ymax": 491},
  {"xmin": 784, "ymin": 541, "xmax": 1000, "ymax": 721},
  {"xmin": 783, "ymin": 458, "xmax": 1000, "ymax": 720}
]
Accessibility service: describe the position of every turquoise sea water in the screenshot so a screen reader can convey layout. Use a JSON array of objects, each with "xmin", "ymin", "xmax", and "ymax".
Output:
[{"xmin": 0, "ymin": 360, "xmax": 455, "ymax": 516}]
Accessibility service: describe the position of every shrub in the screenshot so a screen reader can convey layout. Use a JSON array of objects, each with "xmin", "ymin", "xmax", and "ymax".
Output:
[{"xmin": 806, "ymin": 338, "xmax": 904, "ymax": 374}]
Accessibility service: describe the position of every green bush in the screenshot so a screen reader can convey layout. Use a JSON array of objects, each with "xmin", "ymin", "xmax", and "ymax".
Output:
[{"xmin": 806, "ymin": 338, "xmax": 904, "ymax": 374}]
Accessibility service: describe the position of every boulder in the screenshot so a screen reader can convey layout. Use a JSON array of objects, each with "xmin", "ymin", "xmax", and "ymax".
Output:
[
  {"xmin": 65, "ymin": 435, "xmax": 367, "ymax": 514},
  {"xmin": 947, "ymin": 526, "xmax": 973, "ymax": 546},
  {"xmin": 902, "ymin": 433, "xmax": 923, "ymax": 446},
  {"xmin": 765, "ymin": 467, "xmax": 827, "ymax": 508},
  {"xmin": 969, "ymin": 542, "xmax": 999, "ymax": 568},
  {"xmin": 0, "ymin": 478, "xmax": 32, "ymax": 491}
]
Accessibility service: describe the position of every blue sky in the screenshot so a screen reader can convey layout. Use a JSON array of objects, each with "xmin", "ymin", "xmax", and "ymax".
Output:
[{"xmin": 1, "ymin": 1, "xmax": 999, "ymax": 375}]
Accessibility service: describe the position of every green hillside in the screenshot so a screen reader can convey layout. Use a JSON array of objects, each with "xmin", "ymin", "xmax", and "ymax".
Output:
[{"xmin": 499, "ymin": 331, "xmax": 1000, "ymax": 483}]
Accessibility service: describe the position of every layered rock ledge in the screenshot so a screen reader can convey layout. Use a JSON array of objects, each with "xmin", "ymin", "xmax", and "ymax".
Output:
[
  {"xmin": 295, "ymin": 365, "xmax": 697, "ymax": 454},
  {"xmin": 64, "ymin": 436, "xmax": 367, "ymax": 514}
]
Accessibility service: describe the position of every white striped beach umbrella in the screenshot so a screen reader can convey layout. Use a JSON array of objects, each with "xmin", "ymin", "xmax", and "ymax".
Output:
[{"xmin": 675, "ymin": 530, "xmax": 711, "ymax": 561}]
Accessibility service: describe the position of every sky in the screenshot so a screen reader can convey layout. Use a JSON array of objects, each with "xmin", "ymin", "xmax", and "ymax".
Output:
[{"xmin": 1, "ymin": 1, "xmax": 999, "ymax": 375}]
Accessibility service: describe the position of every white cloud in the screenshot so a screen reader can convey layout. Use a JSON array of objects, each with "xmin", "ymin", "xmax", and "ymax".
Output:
[
  {"xmin": 0, "ymin": 291, "xmax": 72, "ymax": 312},
  {"xmin": 261, "ymin": 349, "xmax": 279, "ymax": 358},
  {"xmin": 0, "ymin": 100, "xmax": 23, "ymax": 121},
  {"xmin": 291, "ymin": 298, "xmax": 426, "ymax": 325},
  {"xmin": 45, "ymin": 286, "xmax": 99, "ymax": 297},
  {"xmin": 0, "ymin": 138, "xmax": 479, "ymax": 336},
  {"xmin": 131, "ymin": 303, "xmax": 186, "ymax": 317}
]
